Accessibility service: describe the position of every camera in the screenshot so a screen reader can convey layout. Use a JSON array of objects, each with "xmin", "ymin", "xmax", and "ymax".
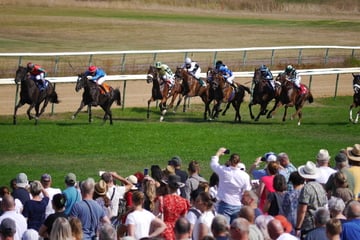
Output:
[{"xmin": 224, "ymin": 149, "xmax": 230, "ymax": 154}]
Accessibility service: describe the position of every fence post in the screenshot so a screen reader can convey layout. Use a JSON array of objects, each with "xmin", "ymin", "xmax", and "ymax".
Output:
[
  {"xmin": 325, "ymin": 48, "xmax": 329, "ymax": 65},
  {"xmin": 334, "ymin": 73, "xmax": 340, "ymax": 99},
  {"xmin": 120, "ymin": 54, "xmax": 127, "ymax": 110},
  {"xmin": 298, "ymin": 48, "xmax": 303, "ymax": 65},
  {"xmin": 271, "ymin": 49, "xmax": 275, "ymax": 66}
]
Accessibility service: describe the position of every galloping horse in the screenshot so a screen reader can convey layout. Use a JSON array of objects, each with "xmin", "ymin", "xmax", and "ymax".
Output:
[
  {"xmin": 267, "ymin": 73, "xmax": 314, "ymax": 125},
  {"xmin": 248, "ymin": 68, "xmax": 278, "ymax": 121},
  {"xmin": 146, "ymin": 65, "xmax": 183, "ymax": 121},
  {"xmin": 175, "ymin": 67, "xmax": 211, "ymax": 120},
  {"xmin": 13, "ymin": 66, "xmax": 59, "ymax": 125},
  {"xmin": 209, "ymin": 70, "xmax": 250, "ymax": 122},
  {"xmin": 349, "ymin": 73, "xmax": 360, "ymax": 123},
  {"xmin": 72, "ymin": 73, "xmax": 121, "ymax": 124}
]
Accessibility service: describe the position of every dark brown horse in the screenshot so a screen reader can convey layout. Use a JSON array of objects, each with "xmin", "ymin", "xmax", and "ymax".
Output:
[
  {"xmin": 13, "ymin": 66, "xmax": 59, "ymax": 125},
  {"xmin": 248, "ymin": 68, "xmax": 279, "ymax": 121},
  {"xmin": 72, "ymin": 72, "xmax": 121, "ymax": 124},
  {"xmin": 175, "ymin": 67, "xmax": 211, "ymax": 120},
  {"xmin": 267, "ymin": 73, "xmax": 314, "ymax": 125},
  {"xmin": 146, "ymin": 65, "xmax": 183, "ymax": 121},
  {"xmin": 350, "ymin": 73, "xmax": 360, "ymax": 123},
  {"xmin": 209, "ymin": 70, "xmax": 251, "ymax": 122}
]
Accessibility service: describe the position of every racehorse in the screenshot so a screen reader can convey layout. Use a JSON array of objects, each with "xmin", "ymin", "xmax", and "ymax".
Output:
[
  {"xmin": 209, "ymin": 69, "xmax": 251, "ymax": 122},
  {"xmin": 13, "ymin": 66, "xmax": 59, "ymax": 125},
  {"xmin": 267, "ymin": 73, "xmax": 314, "ymax": 125},
  {"xmin": 175, "ymin": 67, "xmax": 211, "ymax": 120},
  {"xmin": 248, "ymin": 67, "xmax": 278, "ymax": 121},
  {"xmin": 146, "ymin": 65, "xmax": 183, "ymax": 121},
  {"xmin": 349, "ymin": 73, "xmax": 360, "ymax": 123},
  {"xmin": 72, "ymin": 73, "xmax": 121, "ymax": 124}
]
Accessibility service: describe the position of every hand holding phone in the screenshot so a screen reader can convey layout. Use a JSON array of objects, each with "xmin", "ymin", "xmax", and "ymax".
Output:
[{"xmin": 224, "ymin": 149, "xmax": 230, "ymax": 154}]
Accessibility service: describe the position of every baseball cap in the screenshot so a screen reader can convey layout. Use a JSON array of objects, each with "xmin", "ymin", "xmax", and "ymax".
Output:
[
  {"xmin": 16, "ymin": 173, "xmax": 28, "ymax": 188},
  {"xmin": 41, "ymin": 174, "xmax": 51, "ymax": 182},
  {"xmin": 168, "ymin": 156, "xmax": 182, "ymax": 166},
  {"xmin": 65, "ymin": 173, "xmax": 76, "ymax": 184}
]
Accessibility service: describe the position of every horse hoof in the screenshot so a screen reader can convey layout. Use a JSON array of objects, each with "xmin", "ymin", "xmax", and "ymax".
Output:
[
  {"xmin": 160, "ymin": 116, "xmax": 164, "ymax": 122},
  {"xmin": 161, "ymin": 109, "xmax": 167, "ymax": 115},
  {"xmin": 71, "ymin": 116, "xmax": 76, "ymax": 120}
]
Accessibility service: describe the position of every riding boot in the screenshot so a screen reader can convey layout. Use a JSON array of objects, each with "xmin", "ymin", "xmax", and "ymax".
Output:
[{"xmin": 231, "ymin": 83, "xmax": 238, "ymax": 92}]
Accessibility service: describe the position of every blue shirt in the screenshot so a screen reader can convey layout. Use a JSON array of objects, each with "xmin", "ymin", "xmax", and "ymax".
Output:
[
  {"xmin": 341, "ymin": 218, "xmax": 360, "ymax": 240},
  {"xmin": 85, "ymin": 68, "xmax": 106, "ymax": 81},
  {"xmin": 218, "ymin": 65, "xmax": 233, "ymax": 79},
  {"xmin": 63, "ymin": 186, "xmax": 81, "ymax": 215}
]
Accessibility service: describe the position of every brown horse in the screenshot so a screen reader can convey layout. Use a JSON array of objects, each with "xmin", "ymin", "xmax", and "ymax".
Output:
[
  {"xmin": 146, "ymin": 65, "xmax": 183, "ymax": 121},
  {"xmin": 175, "ymin": 67, "xmax": 211, "ymax": 120},
  {"xmin": 248, "ymin": 68, "xmax": 278, "ymax": 121},
  {"xmin": 13, "ymin": 66, "xmax": 59, "ymax": 125},
  {"xmin": 267, "ymin": 73, "xmax": 314, "ymax": 125},
  {"xmin": 350, "ymin": 73, "xmax": 360, "ymax": 123},
  {"xmin": 209, "ymin": 70, "xmax": 251, "ymax": 122},
  {"xmin": 72, "ymin": 72, "xmax": 121, "ymax": 124}
]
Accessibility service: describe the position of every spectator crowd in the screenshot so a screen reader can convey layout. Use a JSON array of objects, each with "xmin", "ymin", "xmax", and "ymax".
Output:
[{"xmin": 1, "ymin": 143, "xmax": 360, "ymax": 240}]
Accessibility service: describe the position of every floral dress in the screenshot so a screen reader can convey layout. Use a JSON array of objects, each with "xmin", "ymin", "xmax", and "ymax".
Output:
[{"xmin": 161, "ymin": 194, "xmax": 190, "ymax": 240}]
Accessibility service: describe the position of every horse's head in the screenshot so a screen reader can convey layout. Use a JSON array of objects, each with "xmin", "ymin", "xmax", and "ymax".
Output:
[
  {"xmin": 75, "ymin": 73, "xmax": 87, "ymax": 92},
  {"xmin": 14, "ymin": 66, "xmax": 28, "ymax": 84},
  {"xmin": 252, "ymin": 68, "xmax": 264, "ymax": 84},
  {"xmin": 352, "ymin": 73, "xmax": 360, "ymax": 94},
  {"xmin": 146, "ymin": 65, "xmax": 158, "ymax": 84}
]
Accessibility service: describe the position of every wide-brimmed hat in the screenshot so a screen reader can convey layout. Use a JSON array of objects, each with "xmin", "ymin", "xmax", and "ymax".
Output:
[
  {"xmin": 347, "ymin": 144, "xmax": 360, "ymax": 162},
  {"xmin": 316, "ymin": 149, "xmax": 330, "ymax": 162},
  {"xmin": 167, "ymin": 174, "xmax": 185, "ymax": 189},
  {"xmin": 298, "ymin": 161, "xmax": 319, "ymax": 179},
  {"xmin": 126, "ymin": 175, "xmax": 138, "ymax": 190},
  {"xmin": 95, "ymin": 180, "xmax": 107, "ymax": 196}
]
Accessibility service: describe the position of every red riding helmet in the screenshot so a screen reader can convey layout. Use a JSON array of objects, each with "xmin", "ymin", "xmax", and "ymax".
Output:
[
  {"xmin": 27, "ymin": 62, "xmax": 35, "ymax": 70},
  {"xmin": 88, "ymin": 66, "xmax": 97, "ymax": 73}
]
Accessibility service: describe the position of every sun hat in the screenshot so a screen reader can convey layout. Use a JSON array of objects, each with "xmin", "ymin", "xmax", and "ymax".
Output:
[
  {"xmin": 347, "ymin": 144, "xmax": 360, "ymax": 162},
  {"xmin": 94, "ymin": 180, "xmax": 107, "ymax": 196},
  {"xmin": 65, "ymin": 173, "xmax": 76, "ymax": 184},
  {"xmin": 0, "ymin": 218, "xmax": 16, "ymax": 236},
  {"xmin": 126, "ymin": 175, "xmax": 138, "ymax": 190},
  {"xmin": 167, "ymin": 174, "xmax": 185, "ymax": 189},
  {"xmin": 298, "ymin": 161, "xmax": 319, "ymax": 179},
  {"xmin": 16, "ymin": 173, "xmax": 28, "ymax": 188},
  {"xmin": 316, "ymin": 149, "xmax": 331, "ymax": 162}
]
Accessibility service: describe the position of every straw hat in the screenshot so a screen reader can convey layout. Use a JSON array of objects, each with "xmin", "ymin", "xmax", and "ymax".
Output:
[
  {"xmin": 347, "ymin": 144, "xmax": 360, "ymax": 162},
  {"xmin": 95, "ymin": 180, "xmax": 107, "ymax": 196},
  {"xmin": 298, "ymin": 161, "xmax": 319, "ymax": 179}
]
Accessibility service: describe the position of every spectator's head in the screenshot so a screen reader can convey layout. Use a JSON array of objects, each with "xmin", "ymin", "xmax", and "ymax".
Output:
[
  {"xmin": 132, "ymin": 191, "xmax": 145, "ymax": 206},
  {"xmin": 267, "ymin": 219, "xmax": 284, "ymax": 240},
  {"xmin": 40, "ymin": 173, "xmax": 52, "ymax": 188},
  {"xmin": 65, "ymin": 173, "xmax": 77, "ymax": 186},
  {"xmin": 0, "ymin": 186, "xmax": 10, "ymax": 198},
  {"xmin": 50, "ymin": 217, "xmax": 72, "ymax": 240},
  {"xmin": 241, "ymin": 190, "xmax": 259, "ymax": 207},
  {"xmin": 255, "ymin": 215, "xmax": 274, "ymax": 240},
  {"xmin": 209, "ymin": 172, "xmax": 219, "ymax": 188},
  {"xmin": 314, "ymin": 207, "xmax": 330, "ymax": 227},
  {"xmin": 101, "ymin": 172, "xmax": 113, "ymax": 184},
  {"xmin": 274, "ymin": 215, "xmax": 292, "ymax": 234},
  {"xmin": 168, "ymin": 156, "xmax": 182, "ymax": 168},
  {"xmin": 316, "ymin": 149, "xmax": 331, "ymax": 166},
  {"xmin": 150, "ymin": 165, "xmax": 164, "ymax": 182},
  {"xmin": 16, "ymin": 173, "xmax": 28, "ymax": 188},
  {"xmin": 99, "ymin": 223, "xmax": 117, "ymax": 240},
  {"xmin": 69, "ymin": 217, "xmax": 83, "ymax": 240},
  {"xmin": 211, "ymin": 214, "xmax": 229, "ymax": 237},
  {"xmin": 188, "ymin": 160, "xmax": 200, "ymax": 174},
  {"xmin": 328, "ymin": 197, "xmax": 345, "ymax": 218},
  {"xmin": 167, "ymin": 174, "xmax": 184, "ymax": 192},
  {"xmin": 273, "ymin": 174, "xmax": 287, "ymax": 192},
  {"xmin": 80, "ymin": 178, "xmax": 95, "ymax": 196},
  {"xmin": 277, "ymin": 152, "xmax": 290, "ymax": 167},
  {"xmin": 94, "ymin": 180, "xmax": 108, "ymax": 197},
  {"xmin": 174, "ymin": 217, "xmax": 191, "ymax": 239},
  {"xmin": 229, "ymin": 217, "xmax": 250, "ymax": 240},
  {"xmin": 334, "ymin": 171, "xmax": 348, "ymax": 188},
  {"xmin": 29, "ymin": 180, "xmax": 42, "ymax": 197},
  {"xmin": 228, "ymin": 154, "xmax": 241, "ymax": 167},
  {"xmin": 288, "ymin": 171, "xmax": 305, "ymax": 187},
  {"xmin": 195, "ymin": 191, "xmax": 213, "ymax": 213},
  {"xmin": 335, "ymin": 152, "xmax": 349, "ymax": 169},
  {"xmin": 22, "ymin": 229, "xmax": 39, "ymax": 240},
  {"xmin": 326, "ymin": 218, "xmax": 342, "ymax": 239},
  {"xmin": 0, "ymin": 218, "xmax": 16, "ymax": 238},
  {"xmin": 345, "ymin": 200, "xmax": 360, "ymax": 219},
  {"xmin": 52, "ymin": 193, "xmax": 67, "ymax": 211},
  {"xmin": 298, "ymin": 161, "xmax": 319, "ymax": 181},
  {"xmin": 238, "ymin": 205, "xmax": 255, "ymax": 223},
  {"xmin": 266, "ymin": 161, "xmax": 280, "ymax": 175},
  {"xmin": 346, "ymin": 144, "xmax": 360, "ymax": 165},
  {"xmin": 1, "ymin": 195, "xmax": 15, "ymax": 211}
]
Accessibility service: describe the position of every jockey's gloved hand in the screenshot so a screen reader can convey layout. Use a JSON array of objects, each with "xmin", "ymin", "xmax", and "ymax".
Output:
[{"xmin": 87, "ymin": 76, "xmax": 93, "ymax": 80}]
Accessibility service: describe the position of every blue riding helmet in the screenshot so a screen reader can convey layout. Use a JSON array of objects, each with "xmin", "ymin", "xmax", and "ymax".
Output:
[{"xmin": 215, "ymin": 60, "xmax": 223, "ymax": 70}]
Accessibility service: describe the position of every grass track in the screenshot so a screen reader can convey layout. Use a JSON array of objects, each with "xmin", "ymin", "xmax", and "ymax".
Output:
[{"xmin": 0, "ymin": 96, "xmax": 358, "ymax": 188}]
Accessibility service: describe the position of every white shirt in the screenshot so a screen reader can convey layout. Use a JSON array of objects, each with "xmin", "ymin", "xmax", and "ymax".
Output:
[
  {"xmin": 0, "ymin": 210, "xmax": 27, "ymax": 240},
  {"xmin": 192, "ymin": 210, "xmax": 215, "ymax": 240},
  {"xmin": 41, "ymin": 186, "xmax": 62, "ymax": 218},
  {"xmin": 277, "ymin": 233, "xmax": 299, "ymax": 240},
  {"xmin": 210, "ymin": 156, "xmax": 252, "ymax": 205},
  {"xmin": 125, "ymin": 209, "xmax": 156, "ymax": 240},
  {"xmin": 106, "ymin": 185, "xmax": 126, "ymax": 218},
  {"xmin": 316, "ymin": 166, "xmax": 337, "ymax": 184}
]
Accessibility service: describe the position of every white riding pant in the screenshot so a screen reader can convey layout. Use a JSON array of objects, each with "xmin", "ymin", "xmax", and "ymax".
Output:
[
  {"xmin": 96, "ymin": 76, "xmax": 106, "ymax": 85},
  {"xmin": 290, "ymin": 76, "xmax": 301, "ymax": 88},
  {"xmin": 35, "ymin": 73, "xmax": 45, "ymax": 81},
  {"xmin": 226, "ymin": 75, "xmax": 235, "ymax": 85},
  {"xmin": 162, "ymin": 74, "xmax": 175, "ymax": 86}
]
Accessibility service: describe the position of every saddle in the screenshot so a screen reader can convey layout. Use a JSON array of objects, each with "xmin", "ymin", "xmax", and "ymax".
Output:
[{"xmin": 99, "ymin": 83, "xmax": 111, "ymax": 95}]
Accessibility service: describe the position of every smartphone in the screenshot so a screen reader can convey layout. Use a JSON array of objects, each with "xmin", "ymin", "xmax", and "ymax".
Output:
[
  {"xmin": 224, "ymin": 149, "xmax": 230, "ymax": 154},
  {"xmin": 144, "ymin": 168, "xmax": 149, "ymax": 176}
]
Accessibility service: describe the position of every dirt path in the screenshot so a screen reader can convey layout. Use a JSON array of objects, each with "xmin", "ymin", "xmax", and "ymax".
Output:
[{"xmin": 0, "ymin": 74, "xmax": 354, "ymax": 116}]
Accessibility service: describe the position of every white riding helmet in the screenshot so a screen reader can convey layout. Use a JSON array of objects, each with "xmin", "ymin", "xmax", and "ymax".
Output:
[{"xmin": 185, "ymin": 57, "xmax": 192, "ymax": 64}]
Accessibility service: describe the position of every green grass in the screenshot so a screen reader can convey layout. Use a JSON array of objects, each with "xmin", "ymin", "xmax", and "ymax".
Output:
[{"xmin": 0, "ymin": 96, "xmax": 358, "ymax": 189}]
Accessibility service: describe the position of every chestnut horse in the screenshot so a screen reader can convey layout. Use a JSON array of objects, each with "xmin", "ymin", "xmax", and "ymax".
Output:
[
  {"xmin": 209, "ymin": 69, "xmax": 251, "ymax": 122},
  {"xmin": 248, "ymin": 68, "xmax": 279, "ymax": 121},
  {"xmin": 72, "ymin": 73, "xmax": 121, "ymax": 124},
  {"xmin": 350, "ymin": 73, "xmax": 360, "ymax": 123},
  {"xmin": 267, "ymin": 73, "xmax": 314, "ymax": 125},
  {"xmin": 13, "ymin": 66, "xmax": 59, "ymax": 125},
  {"xmin": 175, "ymin": 67, "xmax": 212, "ymax": 120},
  {"xmin": 146, "ymin": 65, "xmax": 183, "ymax": 122}
]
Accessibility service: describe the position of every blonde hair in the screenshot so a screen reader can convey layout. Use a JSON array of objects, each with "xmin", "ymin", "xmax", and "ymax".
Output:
[
  {"xmin": 50, "ymin": 217, "xmax": 73, "ymax": 240},
  {"xmin": 69, "ymin": 217, "xmax": 83, "ymax": 240}
]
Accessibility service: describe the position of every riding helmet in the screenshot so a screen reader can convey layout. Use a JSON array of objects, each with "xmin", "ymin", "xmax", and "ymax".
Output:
[
  {"xmin": 285, "ymin": 65, "xmax": 294, "ymax": 74},
  {"xmin": 27, "ymin": 62, "xmax": 35, "ymax": 70},
  {"xmin": 155, "ymin": 62, "xmax": 162, "ymax": 68},
  {"xmin": 185, "ymin": 57, "xmax": 192, "ymax": 64},
  {"xmin": 88, "ymin": 66, "xmax": 97, "ymax": 73},
  {"xmin": 260, "ymin": 64, "xmax": 268, "ymax": 72},
  {"xmin": 215, "ymin": 60, "xmax": 223, "ymax": 69}
]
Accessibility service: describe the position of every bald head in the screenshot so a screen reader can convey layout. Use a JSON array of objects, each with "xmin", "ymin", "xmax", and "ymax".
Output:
[
  {"xmin": 267, "ymin": 219, "xmax": 284, "ymax": 239},
  {"xmin": 238, "ymin": 206, "xmax": 255, "ymax": 223},
  {"xmin": 1, "ymin": 195, "xmax": 15, "ymax": 211},
  {"xmin": 346, "ymin": 201, "xmax": 360, "ymax": 219}
]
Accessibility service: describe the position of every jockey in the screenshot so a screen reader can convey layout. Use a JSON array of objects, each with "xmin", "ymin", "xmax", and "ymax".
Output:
[
  {"xmin": 155, "ymin": 61, "xmax": 175, "ymax": 88},
  {"xmin": 27, "ymin": 62, "xmax": 47, "ymax": 91},
  {"xmin": 85, "ymin": 65, "xmax": 109, "ymax": 94},
  {"xmin": 284, "ymin": 65, "xmax": 302, "ymax": 90},
  {"xmin": 259, "ymin": 64, "xmax": 275, "ymax": 90},
  {"xmin": 182, "ymin": 57, "xmax": 206, "ymax": 87},
  {"xmin": 215, "ymin": 60, "xmax": 238, "ymax": 91}
]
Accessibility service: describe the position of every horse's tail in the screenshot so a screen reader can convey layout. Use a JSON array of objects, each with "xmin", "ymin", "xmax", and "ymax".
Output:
[
  {"xmin": 240, "ymin": 85, "xmax": 251, "ymax": 94},
  {"xmin": 307, "ymin": 91, "xmax": 314, "ymax": 103},
  {"xmin": 113, "ymin": 88, "xmax": 121, "ymax": 106},
  {"xmin": 50, "ymin": 90, "xmax": 60, "ymax": 104}
]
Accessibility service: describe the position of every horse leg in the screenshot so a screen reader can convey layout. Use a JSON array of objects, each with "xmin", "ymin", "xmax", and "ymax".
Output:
[
  {"xmin": 34, "ymin": 103, "xmax": 41, "ymax": 125},
  {"xmin": 173, "ymin": 95, "xmax": 183, "ymax": 113},
  {"xmin": 222, "ymin": 102, "xmax": 231, "ymax": 116},
  {"xmin": 38, "ymin": 99, "xmax": 49, "ymax": 117},
  {"xmin": 349, "ymin": 103, "xmax": 355, "ymax": 122},
  {"xmin": 355, "ymin": 109, "xmax": 360, "ymax": 124},
  {"xmin": 13, "ymin": 101, "xmax": 25, "ymax": 125},
  {"xmin": 233, "ymin": 101, "xmax": 241, "ymax": 122},
  {"xmin": 72, "ymin": 100, "xmax": 86, "ymax": 119},
  {"xmin": 88, "ymin": 105, "xmax": 92, "ymax": 123},
  {"xmin": 159, "ymin": 102, "xmax": 167, "ymax": 122},
  {"xmin": 183, "ymin": 96, "xmax": 188, "ymax": 112},
  {"xmin": 147, "ymin": 98, "xmax": 153, "ymax": 119},
  {"xmin": 26, "ymin": 104, "xmax": 36, "ymax": 120},
  {"xmin": 282, "ymin": 106, "xmax": 289, "ymax": 122},
  {"xmin": 248, "ymin": 102, "xmax": 255, "ymax": 120},
  {"xmin": 267, "ymin": 100, "xmax": 282, "ymax": 119}
]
